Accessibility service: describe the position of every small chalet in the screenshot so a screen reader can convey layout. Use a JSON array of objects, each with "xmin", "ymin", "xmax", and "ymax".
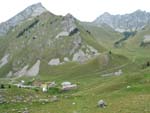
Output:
[{"xmin": 61, "ymin": 81, "xmax": 77, "ymax": 91}]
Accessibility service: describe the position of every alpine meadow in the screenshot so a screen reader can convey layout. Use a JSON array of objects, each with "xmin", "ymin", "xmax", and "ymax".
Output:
[{"xmin": 0, "ymin": 2, "xmax": 150, "ymax": 113}]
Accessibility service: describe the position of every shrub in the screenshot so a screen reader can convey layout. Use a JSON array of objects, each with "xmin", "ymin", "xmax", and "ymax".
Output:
[
  {"xmin": 0, "ymin": 84, "xmax": 5, "ymax": 89},
  {"xmin": 123, "ymin": 31, "xmax": 136, "ymax": 39},
  {"xmin": 17, "ymin": 19, "xmax": 39, "ymax": 38},
  {"xmin": 48, "ymin": 87, "xmax": 60, "ymax": 94},
  {"xmin": 8, "ymin": 84, "xmax": 11, "ymax": 88},
  {"xmin": 147, "ymin": 61, "xmax": 150, "ymax": 67},
  {"xmin": 109, "ymin": 51, "xmax": 112, "ymax": 54},
  {"xmin": 33, "ymin": 88, "xmax": 39, "ymax": 92}
]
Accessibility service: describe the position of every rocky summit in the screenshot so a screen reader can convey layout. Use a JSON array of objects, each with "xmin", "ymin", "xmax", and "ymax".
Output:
[{"xmin": 0, "ymin": 3, "xmax": 47, "ymax": 36}]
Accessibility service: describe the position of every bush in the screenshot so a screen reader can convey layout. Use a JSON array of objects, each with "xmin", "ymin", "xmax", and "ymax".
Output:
[
  {"xmin": 8, "ymin": 84, "xmax": 11, "ymax": 88},
  {"xmin": 17, "ymin": 19, "xmax": 39, "ymax": 38},
  {"xmin": 147, "ymin": 61, "xmax": 150, "ymax": 67},
  {"xmin": 114, "ymin": 31, "xmax": 137, "ymax": 47},
  {"xmin": 33, "ymin": 88, "xmax": 39, "ymax": 92},
  {"xmin": 109, "ymin": 51, "xmax": 112, "ymax": 55},
  {"xmin": 48, "ymin": 87, "xmax": 60, "ymax": 94},
  {"xmin": 123, "ymin": 31, "xmax": 136, "ymax": 39},
  {"xmin": 0, "ymin": 84, "xmax": 5, "ymax": 89}
]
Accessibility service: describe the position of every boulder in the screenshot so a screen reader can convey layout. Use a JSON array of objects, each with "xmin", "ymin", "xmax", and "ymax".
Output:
[
  {"xmin": 114, "ymin": 69, "xmax": 123, "ymax": 76},
  {"xmin": 127, "ymin": 85, "xmax": 131, "ymax": 89},
  {"xmin": 97, "ymin": 99, "xmax": 107, "ymax": 108}
]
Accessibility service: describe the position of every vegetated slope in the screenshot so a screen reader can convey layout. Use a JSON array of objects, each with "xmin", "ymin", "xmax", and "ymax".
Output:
[
  {"xmin": 0, "ymin": 54, "xmax": 149, "ymax": 113},
  {"xmin": 112, "ymin": 25, "xmax": 150, "ymax": 61},
  {"xmin": 39, "ymin": 52, "xmax": 129, "ymax": 81},
  {"xmin": 88, "ymin": 10, "xmax": 150, "ymax": 62},
  {"xmin": 89, "ymin": 10, "xmax": 150, "ymax": 49},
  {"xmin": 0, "ymin": 3, "xmax": 105, "ymax": 78},
  {"xmin": 125, "ymin": 25, "xmax": 150, "ymax": 48},
  {"xmin": 81, "ymin": 22, "xmax": 123, "ymax": 49},
  {"xmin": 0, "ymin": 3, "xmax": 149, "ymax": 113}
]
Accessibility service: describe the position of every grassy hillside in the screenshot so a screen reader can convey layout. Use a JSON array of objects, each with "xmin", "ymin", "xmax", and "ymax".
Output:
[
  {"xmin": 81, "ymin": 22, "xmax": 123, "ymax": 49},
  {"xmin": 0, "ymin": 4, "xmax": 150, "ymax": 113},
  {"xmin": 0, "ymin": 12, "xmax": 105, "ymax": 77},
  {"xmin": 124, "ymin": 26, "xmax": 150, "ymax": 48},
  {"xmin": 0, "ymin": 53, "xmax": 150, "ymax": 113},
  {"xmin": 0, "ymin": 17, "xmax": 150, "ymax": 113}
]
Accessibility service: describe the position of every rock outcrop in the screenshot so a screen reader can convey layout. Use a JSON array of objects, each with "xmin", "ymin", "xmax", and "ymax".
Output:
[
  {"xmin": 12, "ymin": 60, "xmax": 40, "ymax": 77},
  {"xmin": 140, "ymin": 35, "xmax": 150, "ymax": 46},
  {"xmin": 72, "ymin": 50, "xmax": 88, "ymax": 63},
  {"xmin": 14, "ymin": 65, "xmax": 29, "ymax": 77},
  {"xmin": 6, "ymin": 71, "xmax": 13, "ymax": 77},
  {"xmin": 0, "ymin": 54, "xmax": 9, "ymax": 68},
  {"xmin": 48, "ymin": 58, "xmax": 61, "ymax": 66},
  {"xmin": 143, "ymin": 35, "xmax": 150, "ymax": 43},
  {"xmin": 26, "ymin": 60, "xmax": 40, "ymax": 76},
  {"xmin": 62, "ymin": 14, "xmax": 77, "ymax": 33}
]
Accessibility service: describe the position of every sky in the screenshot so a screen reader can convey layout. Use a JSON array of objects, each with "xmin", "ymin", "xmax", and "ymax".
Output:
[{"xmin": 0, "ymin": 0, "xmax": 150, "ymax": 23}]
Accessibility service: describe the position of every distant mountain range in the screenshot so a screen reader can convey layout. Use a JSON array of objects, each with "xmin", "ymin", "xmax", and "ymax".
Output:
[{"xmin": 93, "ymin": 10, "xmax": 150, "ymax": 32}]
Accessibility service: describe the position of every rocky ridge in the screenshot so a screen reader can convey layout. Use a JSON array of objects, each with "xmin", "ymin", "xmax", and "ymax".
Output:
[
  {"xmin": 0, "ymin": 3, "xmax": 47, "ymax": 36},
  {"xmin": 94, "ymin": 10, "xmax": 150, "ymax": 32}
]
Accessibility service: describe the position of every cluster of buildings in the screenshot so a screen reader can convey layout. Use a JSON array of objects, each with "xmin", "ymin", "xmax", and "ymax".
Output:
[{"xmin": 16, "ymin": 80, "xmax": 77, "ymax": 92}]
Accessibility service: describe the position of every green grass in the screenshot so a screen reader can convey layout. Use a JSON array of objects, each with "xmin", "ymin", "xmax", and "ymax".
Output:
[
  {"xmin": 81, "ymin": 22, "xmax": 123, "ymax": 49},
  {"xmin": 0, "ymin": 9, "xmax": 150, "ymax": 113},
  {"xmin": 0, "ymin": 69, "xmax": 150, "ymax": 113},
  {"xmin": 0, "ymin": 51, "xmax": 150, "ymax": 113}
]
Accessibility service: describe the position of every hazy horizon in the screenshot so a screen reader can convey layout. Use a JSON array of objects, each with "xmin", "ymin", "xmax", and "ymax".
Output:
[{"xmin": 0, "ymin": 0, "xmax": 150, "ymax": 23}]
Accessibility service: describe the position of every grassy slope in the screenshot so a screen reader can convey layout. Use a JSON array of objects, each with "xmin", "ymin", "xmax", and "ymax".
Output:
[
  {"xmin": 111, "ymin": 26, "xmax": 150, "ymax": 66},
  {"xmin": 125, "ymin": 26, "xmax": 150, "ymax": 48},
  {"xmin": 0, "ymin": 58, "xmax": 150, "ymax": 113},
  {"xmin": 0, "ymin": 12, "xmax": 105, "ymax": 77},
  {"xmin": 81, "ymin": 22, "xmax": 123, "ymax": 49},
  {"xmin": 0, "ymin": 13, "xmax": 150, "ymax": 113},
  {"xmin": 0, "ymin": 56, "xmax": 149, "ymax": 112}
]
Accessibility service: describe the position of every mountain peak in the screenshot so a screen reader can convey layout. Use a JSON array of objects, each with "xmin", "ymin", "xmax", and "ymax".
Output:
[
  {"xmin": 65, "ymin": 13, "xmax": 75, "ymax": 19},
  {"xmin": 134, "ymin": 9, "xmax": 144, "ymax": 13},
  {"xmin": 23, "ymin": 2, "xmax": 47, "ymax": 17},
  {"xmin": 30, "ymin": 2, "xmax": 43, "ymax": 7},
  {"xmin": 101, "ymin": 12, "xmax": 111, "ymax": 16},
  {"xmin": 0, "ymin": 2, "xmax": 47, "ymax": 36}
]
